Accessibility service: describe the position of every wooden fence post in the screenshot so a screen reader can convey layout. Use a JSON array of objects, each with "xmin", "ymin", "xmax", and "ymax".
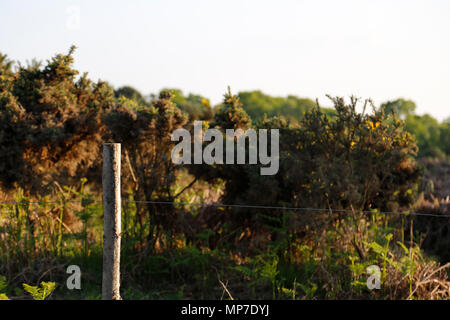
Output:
[{"xmin": 102, "ymin": 143, "xmax": 122, "ymax": 300}]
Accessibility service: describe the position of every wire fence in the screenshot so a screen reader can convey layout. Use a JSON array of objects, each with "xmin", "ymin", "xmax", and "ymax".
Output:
[{"xmin": 0, "ymin": 199, "xmax": 448, "ymax": 218}]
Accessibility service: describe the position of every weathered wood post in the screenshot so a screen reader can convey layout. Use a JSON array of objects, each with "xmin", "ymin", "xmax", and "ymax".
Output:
[{"xmin": 102, "ymin": 143, "xmax": 122, "ymax": 300}]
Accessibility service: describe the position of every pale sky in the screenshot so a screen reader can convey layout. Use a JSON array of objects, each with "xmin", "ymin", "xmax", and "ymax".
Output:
[{"xmin": 1, "ymin": 0, "xmax": 449, "ymax": 120}]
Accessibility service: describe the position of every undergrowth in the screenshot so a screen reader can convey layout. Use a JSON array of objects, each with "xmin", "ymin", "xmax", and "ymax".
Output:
[{"xmin": 1, "ymin": 181, "xmax": 449, "ymax": 300}]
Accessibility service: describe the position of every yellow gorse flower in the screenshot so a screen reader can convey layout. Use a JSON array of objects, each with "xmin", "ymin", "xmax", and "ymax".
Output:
[{"xmin": 366, "ymin": 120, "xmax": 380, "ymax": 131}]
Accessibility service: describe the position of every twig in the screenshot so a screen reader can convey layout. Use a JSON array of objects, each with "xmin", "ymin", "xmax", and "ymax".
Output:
[
  {"xmin": 42, "ymin": 209, "xmax": 73, "ymax": 234},
  {"xmin": 124, "ymin": 149, "xmax": 138, "ymax": 186},
  {"xmin": 218, "ymin": 278, "xmax": 234, "ymax": 300},
  {"xmin": 174, "ymin": 178, "xmax": 198, "ymax": 198}
]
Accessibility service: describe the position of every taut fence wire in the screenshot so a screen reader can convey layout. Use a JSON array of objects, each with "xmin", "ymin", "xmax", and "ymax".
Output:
[{"xmin": 0, "ymin": 199, "xmax": 449, "ymax": 218}]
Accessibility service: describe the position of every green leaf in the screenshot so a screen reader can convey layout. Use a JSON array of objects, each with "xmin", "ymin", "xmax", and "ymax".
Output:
[
  {"xmin": 397, "ymin": 241, "xmax": 410, "ymax": 255},
  {"xmin": 0, "ymin": 275, "xmax": 7, "ymax": 292},
  {"xmin": 23, "ymin": 282, "xmax": 55, "ymax": 300},
  {"xmin": 368, "ymin": 242, "xmax": 385, "ymax": 256},
  {"xmin": 23, "ymin": 283, "xmax": 40, "ymax": 299}
]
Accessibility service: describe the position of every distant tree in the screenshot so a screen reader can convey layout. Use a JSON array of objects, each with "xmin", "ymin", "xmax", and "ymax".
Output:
[
  {"xmin": 405, "ymin": 114, "xmax": 443, "ymax": 157},
  {"xmin": 237, "ymin": 90, "xmax": 274, "ymax": 120},
  {"xmin": 159, "ymin": 88, "xmax": 213, "ymax": 121},
  {"xmin": 237, "ymin": 90, "xmax": 334, "ymax": 123},
  {"xmin": 381, "ymin": 98, "xmax": 416, "ymax": 120},
  {"xmin": 114, "ymin": 85, "xmax": 148, "ymax": 107},
  {"xmin": 440, "ymin": 118, "xmax": 450, "ymax": 156},
  {"xmin": 381, "ymin": 98, "xmax": 448, "ymax": 158}
]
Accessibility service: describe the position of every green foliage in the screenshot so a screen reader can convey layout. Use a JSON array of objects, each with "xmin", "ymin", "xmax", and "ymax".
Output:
[
  {"xmin": 23, "ymin": 281, "xmax": 55, "ymax": 300},
  {"xmin": 440, "ymin": 118, "xmax": 450, "ymax": 155},
  {"xmin": 161, "ymin": 88, "xmax": 213, "ymax": 121},
  {"xmin": 381, "ymin": 98, "xmax": 416, "ymax": 119},
  {"xmin": 237, "ymin": 90, "xmax": 334, "ymax": 123},
  {"xmin": 0, "ymin": 276, "xmax": 55, "ymax": 300},
  {"xmin": 114, "ymin": 85, "xmax": 148, "ymax": 107},
  {"xmin": 0, "ymin": 276, "xmax": 9, "ymax": 300},
  {"xmin": 405, "ymin": 114, "xmax": 446, "ymax": 158},
  {"xmin": 381, "ymin": 98, "xmax": 449, "ymax": 158}
]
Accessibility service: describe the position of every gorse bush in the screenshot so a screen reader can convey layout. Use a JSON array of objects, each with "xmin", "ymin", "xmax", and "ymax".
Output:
[
  {"xmin": 0, "ymin": 46, "xmax": 112, "ymax": 195},
  {"xmin": 190, "ymin": 94, "xmax": 421, "ymax": 248},
  {"xmin": 0, "ymin": 48, "xmax": 191, "ymax": 252},
  {"xmin": 293, "ymin": 96, "xmax": 420, "ymax": 212},
  {"xmin": 105, "ymin": 90, "xmax": 188, "ymax": 248}
]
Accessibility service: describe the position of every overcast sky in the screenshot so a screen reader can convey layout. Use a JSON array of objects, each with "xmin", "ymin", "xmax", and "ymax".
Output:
[{"xmin": 1, "ymin": 0, "xmax": 449, "ymax": 120}]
